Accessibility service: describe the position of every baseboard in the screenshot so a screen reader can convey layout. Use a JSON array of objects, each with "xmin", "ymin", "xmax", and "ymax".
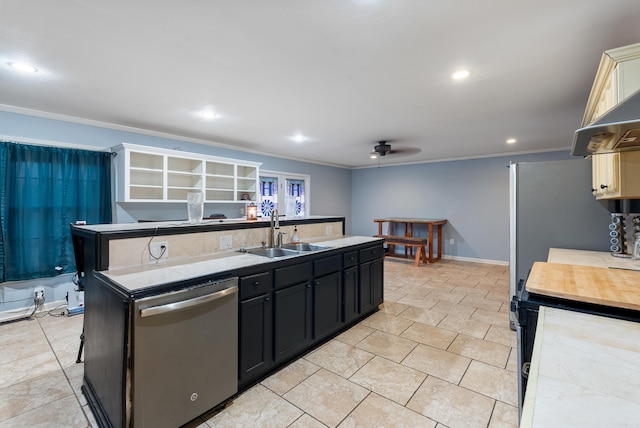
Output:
[
  {"xmin": 442, "ymin": 254, "xmax": 509, "ymax": 266},
  {"xmin": 0, "ymin": 299, "xmax": 67, "ymax": 324}
]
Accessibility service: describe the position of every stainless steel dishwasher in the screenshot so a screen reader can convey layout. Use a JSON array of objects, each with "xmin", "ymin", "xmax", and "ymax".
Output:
[{"xmin": 132, "ymin": 277, "xmax": 238, "ymax": 428}]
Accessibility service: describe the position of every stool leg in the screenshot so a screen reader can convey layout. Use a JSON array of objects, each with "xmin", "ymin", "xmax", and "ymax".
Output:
[
  {"xmin": 76, "ymin": 325, "xmax": 84, "ymax": 364},
  {"xmin": 414, "ymin": 246, "xmax": 421, "ymax": 267},
  {"xmin": 421, "ymin": 245, "xmax": 428, "ymax": 264}
]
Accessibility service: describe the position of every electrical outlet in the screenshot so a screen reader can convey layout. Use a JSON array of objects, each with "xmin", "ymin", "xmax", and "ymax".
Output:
[
  {"xmin": 34, "ymin": 286, "xmax": 45, "ymax": 305},
  {"xmin": 149, "ymin": 241, "xmax": 169, "ymax": 261},
  {"xmin": 325, "ymin": 225, "xmax": 333, "ymax": 235},
  {"xmin": 220, "ymin": 235, "xmax": 233, "ymax": 250},
  {"xmin": 449, "ymin": 238, "xmax": 455, "ymax": 245}
]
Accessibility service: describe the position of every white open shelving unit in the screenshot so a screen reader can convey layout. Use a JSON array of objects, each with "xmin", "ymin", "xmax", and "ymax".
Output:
[{"xmin": 114, "ymin": 143, "xmax": 261, "ymax": 203}]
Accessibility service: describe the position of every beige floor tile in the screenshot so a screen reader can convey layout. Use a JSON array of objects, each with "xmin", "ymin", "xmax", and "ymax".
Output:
[
  {"xmin": 407, "ymin": 376, "xmax": 495, "ymax": 428},
  {"xmin": 335, "ymin": 324, "xmax": 375, "ymax": 346},
  {"xmin": 261, "ymin": 358, "xmax": 320, "ymax": 396},
  {"xmin": 400, "ymin": 322, "xmax": 458, "ymax": 350},
  {"xmin": 304, "ymin": 340, "xmax": 374, "ymax": 378},
  {"xmin": 460, "ymin": 361, "xmax": 518, "ymax": 407},
  {"xmin": 350, "ymin": 356, "xmax": 426, "ymax": 405},
  {"xmin": 402, "ymin": 344, "xmax": 471, "ymax": 384},
  {"xmin": 378, "ymin": 301, "xmax": 411, "ymax": 316},
  {"xmin": 82, "ymin": 403, "xmax": 98, "ymax": 427},
  {"xmin": 447, "ymin": 334, "xmax": 510, "ymax": 368},
  {"xmin": 506, "ymin": 348, "xmax": 517, "ymax": 373},
  {"xmin": 0, "ymin": 319, "xmax": 43, "ymax": 346},
  {"xmin": 470, "ymin": 308, "xmax": 511, "ymax": 328},
  {"xmin": 437, "ymin": 314, "xmax": 490, "ymax": 339},
  {"xmin": 0, "ymin": 350, "xmax": 60, "ymax": 389},
  {"xmin": 0, "ymin": 334, "xmax": 52, "ymax": 365},
  {"xmin": 485, "ymin": 290, "xmax": 510, "ymax": 303},
  {"xmin": 484, "ymin": 325, "xmax": 517, "ymax": 348},
  {"xmin": 397, "ymin": 294, "xmax": 438, "ymax": 309},
  {"xmin": 290, "ymin": 413, "xmax": 328, "ymax": 428},
  {"xmin": 451, "ymin": 286, "xmax": 489, "ymax": 298},
  {"xmin": 430, "ymin": 300, "xmax": 477, "ymax": 319},
  {"xmin": 489, "ymin": 401, "xmax": 519, "ymax": 428},
  {"xmin": 355, "ymin": 330, "xmax": 418, "ymax": 363},
  {"xmin": 398, "ymin": 306, "xmax": 447, "ymax": 327},
  {"xmin": 0, "ymin": 370, "xmax": 73, "ymax": 422},
  {"xmin": 459, "ymin": 295, "xmax": 502, "ymax": 312},
  {"xmin": 428, "ymin": 290, "xmax": 466, "ymax": 303},
  {"xmin": 284, "ymin": 369, "xmax": 368, "ymax": 428},
  {"xmin": 445, "ymin": 277, "xmax": 480, "ymax": 288},
  {"xmin": 339, "ymin": 393, "xmax": 437, "ymax": 428},
  {"xmin": 383, "ymin": 289, "xmax": 408, "ymax": 302},
  {"xmin": 360, "ymin": 311, "xmax": 414, "ymax": 335},
  {"xmin": 0, "ymin": 394, "xmax": 88, "ymax": 428},
  {"xmin": 208, "ymin": 384, "xmax": 303, "ymax": 427}
]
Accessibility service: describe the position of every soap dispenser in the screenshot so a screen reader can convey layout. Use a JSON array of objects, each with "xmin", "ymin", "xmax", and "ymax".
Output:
[{"xmin": 291, "ymin": 226, "xmax": 300, "ymax": 244}]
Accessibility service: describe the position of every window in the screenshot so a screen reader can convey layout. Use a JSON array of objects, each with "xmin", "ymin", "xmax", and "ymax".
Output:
[
  {"xmin": 258, "ymin": 171, "xmax": 310, "ymax": 218},
  {"xmin": 0, "ymin": 142, "xmax": 112, "ymax": 281}
]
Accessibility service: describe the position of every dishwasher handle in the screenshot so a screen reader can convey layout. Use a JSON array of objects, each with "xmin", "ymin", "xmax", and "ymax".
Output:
[{"xmin": 140, "ymin": 285, "xmax": 238, "ymax": 318}]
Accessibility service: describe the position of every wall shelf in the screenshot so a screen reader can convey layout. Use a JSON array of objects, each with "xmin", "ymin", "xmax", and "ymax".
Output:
[{"xmin": 114, "ymin": 143, "xmax": 261, "ymax": 203}]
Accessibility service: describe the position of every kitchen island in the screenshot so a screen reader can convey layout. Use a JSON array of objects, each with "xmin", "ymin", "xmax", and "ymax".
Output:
[{"xmin": 72, "ymin": 218, "xmax": 384, "ymax": 428}]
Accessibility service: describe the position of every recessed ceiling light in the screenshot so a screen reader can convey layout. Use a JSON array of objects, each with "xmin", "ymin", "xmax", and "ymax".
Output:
[
  {"xmin": 8, "ymin": 62, "xmax": 38, "ymax": 73},
  {"xmin": 370, "ymin": 154, "xmax": 377, "ymax": 159},
  {"xmin": 451, "ymin": 69, "xmax": 470, "ymax": 80},
  {"xmin": 506, "ymin": 138, "xmax": 517, "ymax": 144},
  {"xmin": 198, "ymin": 111, "xmax": 218, "ymax": 120},
  {"xmin": 291, "ymin": 134, "xmax": 306, "ymax": 143}
]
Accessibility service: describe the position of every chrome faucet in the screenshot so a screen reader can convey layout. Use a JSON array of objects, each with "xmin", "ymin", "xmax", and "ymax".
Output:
[{"xmin": 269, "ymin": 209, "xmax": 280, "ymax": 248}]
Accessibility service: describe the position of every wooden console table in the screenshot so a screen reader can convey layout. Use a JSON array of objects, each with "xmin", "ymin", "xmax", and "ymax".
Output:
[{"xmin": 374, "ymin": 217, "xmax": 448, "ymax": 263}]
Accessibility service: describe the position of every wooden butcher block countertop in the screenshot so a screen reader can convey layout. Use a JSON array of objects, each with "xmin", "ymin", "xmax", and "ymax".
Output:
[{"xmin": 526, "ymin": 262, "xmax": 640, "ymax": 311}]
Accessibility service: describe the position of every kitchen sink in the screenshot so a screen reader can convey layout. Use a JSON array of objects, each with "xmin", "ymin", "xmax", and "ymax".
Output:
[
  {"xmin": 281, "ymin": 243, "xmax": 332, "ymax": 252},
  {"xmin": 245, "ymin": 247, "xmax": 299, "ymax": 258}
]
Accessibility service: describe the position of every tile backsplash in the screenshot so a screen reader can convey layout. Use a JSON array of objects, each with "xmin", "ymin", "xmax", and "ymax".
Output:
[{"xmin": 108, "ymin": 221, "xmax": 344, "ymax": 269}]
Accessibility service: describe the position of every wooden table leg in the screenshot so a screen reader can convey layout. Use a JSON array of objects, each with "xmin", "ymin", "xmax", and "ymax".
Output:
[
  {"xmin": 427, "ymin": 224, "xmax": 434, "ymax": 263},
  {"xmin": 437, "ymin": 224, "xmax": 443, "ymax": 261}
]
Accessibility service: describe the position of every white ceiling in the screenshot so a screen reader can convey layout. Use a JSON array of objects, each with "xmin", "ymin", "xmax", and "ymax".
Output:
[{"xmin": 1, "ymin": 1, "xmax": 640, "ymax": 168}]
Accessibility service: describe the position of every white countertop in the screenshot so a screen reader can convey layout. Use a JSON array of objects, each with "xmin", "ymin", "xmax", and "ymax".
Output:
[
  {"xmin": 74, "ymin": 215, "xmax": 342, "ymax": 233},
  {"xmin": 520, "ymin": 306, "xmax": 640, "ymax": 427},
  {"xmin": 547, "ymin": 248, "xmax": 640, "ymax": 271},
  {"xmin": 100, "ymin": 236, "xmax": 381, "ymax": 292}
]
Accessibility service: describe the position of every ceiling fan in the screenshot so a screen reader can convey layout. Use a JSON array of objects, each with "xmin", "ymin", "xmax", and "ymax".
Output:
[{"xmin": 371, "ymin": 140, "xmax": 420, "ymax": 157}]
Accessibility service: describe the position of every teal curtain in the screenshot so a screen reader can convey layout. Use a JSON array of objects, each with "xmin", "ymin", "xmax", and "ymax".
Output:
[{"xmin": 0, "ymin": 142, "xmax": 112, "ymax": 281}]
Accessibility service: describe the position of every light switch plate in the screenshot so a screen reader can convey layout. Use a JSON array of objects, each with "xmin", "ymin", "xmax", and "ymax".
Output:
[{"xmin": 220, "ymin": 235, "xmax": 233, "ymax": 249}]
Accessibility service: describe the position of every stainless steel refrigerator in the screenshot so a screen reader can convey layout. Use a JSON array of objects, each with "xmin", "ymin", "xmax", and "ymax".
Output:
[{"xmin": 508, "ymin": 158, "xmax": 611, "ymax": 328}]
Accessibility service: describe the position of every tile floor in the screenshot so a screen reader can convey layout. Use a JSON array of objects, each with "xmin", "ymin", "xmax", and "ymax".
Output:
[{"xmin": 0, "ymin": 258, "xmax": 517, "ymax": 428}]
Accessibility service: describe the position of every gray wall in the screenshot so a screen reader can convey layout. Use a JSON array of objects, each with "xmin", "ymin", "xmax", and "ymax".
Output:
[
  {"xmin": 351, "ymin": 151, "xmax": 577, "ymax": 263},
  {"xmin": 0, "ymin": 111, "xmax": 351, "ymax": 316},
  {"xmin": 0, "ymin": 111, "xmax": 351, "ymax": 226}
]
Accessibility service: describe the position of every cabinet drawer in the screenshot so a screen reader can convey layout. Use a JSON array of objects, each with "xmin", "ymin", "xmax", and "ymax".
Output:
[
  {"xmin": 274, "ymin": 262, "xmax": 312, "ymax": 290},
  {"xmin": 314, "ymin": 255, "xmax": 342, "ymax": 277},
  {"xmin": 359, "ymin": 245, "xmax": 384, "ymax": 263},
  {"xmin": 240, "ymin": 272, "xmax": 272, "ymax": 300},
  {"xmin": 343, "ymin": 251, "xmax": 358, "ymax": 268}
]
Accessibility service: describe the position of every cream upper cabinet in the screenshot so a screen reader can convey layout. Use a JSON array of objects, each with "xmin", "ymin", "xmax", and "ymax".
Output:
[
  {"xmin": 114, "ymin": 143, "xmax": 260, "ymax": 203},
  {"xmin": 591, "ymin": 151, "xmax": 640, "ymax": 200},
  {"xmin": 582, "ymin": 43, "xmax": 640, "ymax": 127}
]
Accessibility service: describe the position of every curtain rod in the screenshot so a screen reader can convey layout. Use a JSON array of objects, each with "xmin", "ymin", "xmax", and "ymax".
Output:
[{"xmin": 0, "ymin": 134, "xmax": 113, "ymax": 153}]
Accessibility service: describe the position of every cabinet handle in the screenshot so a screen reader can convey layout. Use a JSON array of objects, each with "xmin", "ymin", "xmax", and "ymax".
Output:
[
  {"xmin": 253, "ymin": 281, "xmax": 260, "ymax": 286},
  {"xmin": 264, "ymin": 296, "xmax": 270, "ymax": 302},
  {"xmin": 349, "ymin": 256, "xmax": 354, "ymax": 261},
  {"xmin": 591, "ymin": 188, "xmax": 596, "ymax": 193},
  {"xmin": 601, "ymin": 184, "xmax": 608, "ymax": 189},
  {"xmin": 345, "ymin": 272, "xmax": 350, "ymax": 278},
  {"xmin": 307, "ymin": 283, "xmax": 311, "ymax": 288}
]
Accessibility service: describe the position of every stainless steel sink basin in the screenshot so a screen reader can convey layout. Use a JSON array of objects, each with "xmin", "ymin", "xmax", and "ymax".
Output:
[
  {"xmin": 245, "ymin": 247, "xmax": 299, "ymax": 258},
  {"xmin": 281, "ymin": 243, "xmax": 332, "ymax": 252}
]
